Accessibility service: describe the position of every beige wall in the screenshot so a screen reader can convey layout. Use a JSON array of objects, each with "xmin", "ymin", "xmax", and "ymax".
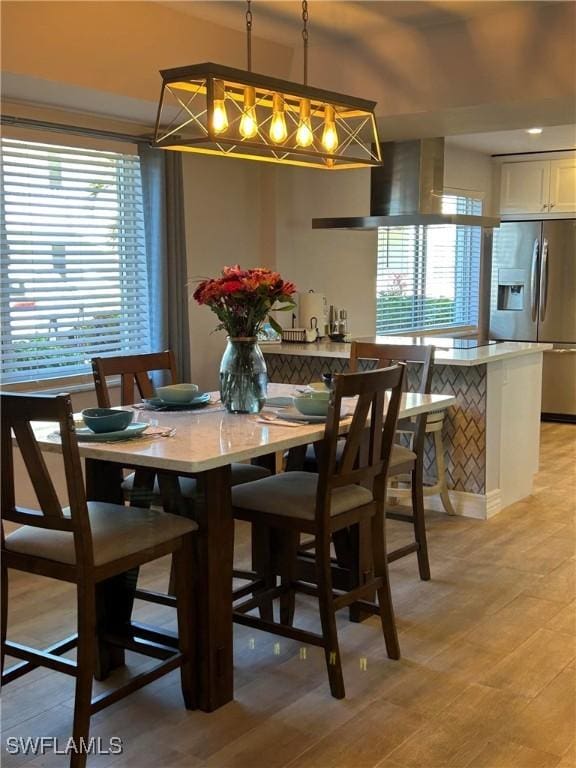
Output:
[
  {"xmin": 1, "ymin": 1, "xmax": 294, "ymax": 103},
  {"xmin": 444, "ymin": 144, "xmax": 496, "ymax": 215},
  {"xmin": 274, "ymin": 166, "xmax": 377, "ymax": 338},
  {"xmin": 182, "ymin": 154, "xmax": 278, "ymax": 391}
]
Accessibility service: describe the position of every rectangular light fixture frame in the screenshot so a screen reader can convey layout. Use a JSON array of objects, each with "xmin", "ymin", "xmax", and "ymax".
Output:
[{"xmin": 153, "ymin": 63, "xmax": 382, "ymax": 170}]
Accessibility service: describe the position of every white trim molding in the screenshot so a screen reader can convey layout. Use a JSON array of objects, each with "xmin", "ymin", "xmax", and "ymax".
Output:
[{"xmin": 415, "ymin": 488, "xmax": 503, "ymax": 520}]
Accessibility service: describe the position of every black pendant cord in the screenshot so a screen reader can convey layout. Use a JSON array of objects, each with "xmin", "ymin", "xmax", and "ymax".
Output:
[
  {"xmin": 302, "ymin": 0, "xmax": 309, "ymax": 86},
  {"xmin": 246, "ymin": 0, "xmax": 253, "ymax": 72}
]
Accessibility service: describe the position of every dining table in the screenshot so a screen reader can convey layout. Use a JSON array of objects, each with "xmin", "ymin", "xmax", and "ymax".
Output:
[{"xmin": 30, "ymin": 382, "xmax": 457, "ymax": 712}]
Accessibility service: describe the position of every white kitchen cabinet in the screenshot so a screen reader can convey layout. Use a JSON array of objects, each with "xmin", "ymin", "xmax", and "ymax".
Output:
[
  {"xmin": 548, "ymin": 157, "xmax": 576, "ymax": 214},
  {"xmin": 500, "ymin": 157, "xmax": 576, "ymax": 215},
  {"xmin": 500, "ymin": 161, "xmax": 550, "ymax": 214}
]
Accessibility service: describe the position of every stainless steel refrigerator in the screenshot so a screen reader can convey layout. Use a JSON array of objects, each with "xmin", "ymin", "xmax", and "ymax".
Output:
[{"xmin": 490, "ymin": 219, "xmax": 576, "ymax": 421}]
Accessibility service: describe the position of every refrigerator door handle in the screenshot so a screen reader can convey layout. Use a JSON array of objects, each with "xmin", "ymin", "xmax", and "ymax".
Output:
[
  {"xmin": 530, "ymin": 238, "xmax": 540, "ymax": 322},
  {"xmin": 540, "ymin": 238, "xmax": 549, "ymax": 322}
]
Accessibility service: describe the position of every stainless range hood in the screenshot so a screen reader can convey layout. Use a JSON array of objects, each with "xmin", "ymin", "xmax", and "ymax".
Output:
[{"xmin": 312, "ymin": 138, "xmax": 500, "ymax": 230}]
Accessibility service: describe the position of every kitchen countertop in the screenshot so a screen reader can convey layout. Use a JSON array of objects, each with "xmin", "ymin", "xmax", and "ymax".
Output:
[{"xmin": 261, "ymin": 338, "xmax": 553, "ymax": 367}]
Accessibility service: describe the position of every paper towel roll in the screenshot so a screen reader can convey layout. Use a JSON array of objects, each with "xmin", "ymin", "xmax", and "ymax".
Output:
[{"xmin": 298, "ymin": 291, "xmax": 327, "ymax": 333}]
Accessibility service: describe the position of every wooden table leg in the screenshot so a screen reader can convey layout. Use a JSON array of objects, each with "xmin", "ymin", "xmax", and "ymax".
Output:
[
  {"xmin": 251, "ymin": 452, "xmax": 278, "ymax": 473},
  {"xmin": 284, "ymin": 444, "xmax": 307, "ymax": 472},
  {"xmin": 85, "ymin": 458, "xmax": 139, "ymax": 679},
  {"xmin": 345, "ymin": 521, "xmax": 375, "ymax": 623},
  {"xmin": 250, "ymin": 452, "xmax": 279, "ymax": 621},
  {"xmin": 85, "ymin": 458, "xmax": 124, "ymax": 505},
  {"xmin": 194, "ymin": 465, "xmax": 234, "ymax": 712},
  {"xmin": 155, "ymin": 472, "xmax": 192, "ymax": 596}
]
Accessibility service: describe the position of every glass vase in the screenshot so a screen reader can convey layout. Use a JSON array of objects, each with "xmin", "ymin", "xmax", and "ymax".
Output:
[{"xmin": 219, "ymin": 337, "xmax": 268, "ymax": 414}]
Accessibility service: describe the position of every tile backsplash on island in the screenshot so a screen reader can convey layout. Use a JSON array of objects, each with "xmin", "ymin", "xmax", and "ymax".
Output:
[
  {"xmin": 263, "ymin": 339, "xmax": 548, "ymax": 519},
  {"xmin": 265, "ymin": 353, "xmax": 487, "ymax": 496}
]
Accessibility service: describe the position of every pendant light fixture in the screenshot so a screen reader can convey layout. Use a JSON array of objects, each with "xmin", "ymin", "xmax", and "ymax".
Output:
[{"xmin": 153, "ymin": 1, "xmax": 381, "ymax": 169}]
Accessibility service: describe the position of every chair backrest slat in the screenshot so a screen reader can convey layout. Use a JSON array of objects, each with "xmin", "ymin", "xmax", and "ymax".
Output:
[
  {"xmin": 12, "ymin": 420, "xmax": 64, "ymax": 519},
  {"xmin": 92, "ymin": 351, "xmax": 178, "ymax": 407},
  {"xmin": 315, "ymin": 365, "xmax": 405, "ymax": 527},
  {"xmin": 1, "ymin": 411, "xmax": 16, "ymax": 522},
  {"xmin": 349, "ymin": 341, "xmax": 435, "ymax": 451},
  {"xmin": 349, "ymin": 341, "xmax": 434, "ymax": 394},
  {"xmin": 1, "ymin": 393, "xmax": 93, "ymax": 562},
  {"xmin": 338, "ymin": 392, "xmax": 373, "ymax": 476}
]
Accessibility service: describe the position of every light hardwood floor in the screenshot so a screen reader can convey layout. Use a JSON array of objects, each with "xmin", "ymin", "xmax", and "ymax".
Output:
[{"xmin": 2, "ymin": 423, "xmax": 575, "ymax": 768}]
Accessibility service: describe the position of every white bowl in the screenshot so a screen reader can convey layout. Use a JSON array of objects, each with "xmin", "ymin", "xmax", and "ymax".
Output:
[{"xmin": 155, "ymin": 383, "xmax": 199, "ymax": 403}]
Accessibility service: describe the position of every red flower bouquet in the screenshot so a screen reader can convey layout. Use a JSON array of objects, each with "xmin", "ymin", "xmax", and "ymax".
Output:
[{"xmin": 193, "ymin": 265, "xmax": 296, "ymax": 338}]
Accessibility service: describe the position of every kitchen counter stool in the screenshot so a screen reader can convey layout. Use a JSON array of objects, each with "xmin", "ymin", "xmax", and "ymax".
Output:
[
  {"xmin": 392, "ymin": 408, "xmax": 456, "ymax": 516},
  {"xmin": 231, "ymin": 366, "xmax": 405, "ymax": 698}
]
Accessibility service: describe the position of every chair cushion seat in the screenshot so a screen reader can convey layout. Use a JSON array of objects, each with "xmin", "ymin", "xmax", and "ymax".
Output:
[
  {"xmin": 305, "ymin": 443, "xmax": 416, "ymax": 471},
  {"xmin": 5, "ymin": 502, "xmax": 198, "ymax": 567},
  {"xmin": 389, "ymin": 444, "xmax": 417, "ymax": 468},
  {"xmin": 121, "ymin": 462, "xmax": 271, "ymax": 498},
  {"xmin": 230, "ymin": 463, "xmax": 272, "ymax": 484},
  {"xmin": 232, "ymin": 471, "xmax": 373, "ymax": 521}
]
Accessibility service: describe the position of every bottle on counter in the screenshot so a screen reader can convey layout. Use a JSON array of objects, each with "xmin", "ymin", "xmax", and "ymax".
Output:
[{"xmin": 338, "ymin": 309, "xmax": 348, "ymax": 336}]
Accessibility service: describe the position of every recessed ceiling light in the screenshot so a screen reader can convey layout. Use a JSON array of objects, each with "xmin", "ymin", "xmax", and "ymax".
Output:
[{"xmin": 526, "ymin": 127, "xmax": 543, "ymax": 135}]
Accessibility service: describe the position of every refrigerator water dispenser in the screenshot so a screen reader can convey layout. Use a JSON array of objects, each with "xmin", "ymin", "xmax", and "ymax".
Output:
[{"xmin": 497, "ymin": 269, "xmax": 526, "ymax": 311}]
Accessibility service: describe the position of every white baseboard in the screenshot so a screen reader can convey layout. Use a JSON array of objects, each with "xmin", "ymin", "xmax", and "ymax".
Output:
[{"xmin": 393, "ymin": 488, "xmax": 503, "ymax": 520}]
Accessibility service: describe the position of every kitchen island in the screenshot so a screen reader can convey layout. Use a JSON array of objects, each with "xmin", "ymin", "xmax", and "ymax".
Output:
[{"xmin": 262, "ymin": 338, "xmax": 552, "ymax": 519}]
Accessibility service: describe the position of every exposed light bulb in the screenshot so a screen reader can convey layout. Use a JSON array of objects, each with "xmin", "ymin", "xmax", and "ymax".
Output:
[
  {"xmin": 240, "ymin": 110, "xmax": 258, "ymax": 139},
  {"xmin": 321, "ymin": 104, "xmax": 338, "ymax": 153},
  {"xmin": 526, "ymin": 127, "xmax": 543, "ymax": 135},
  {"xmin": 239, "ymin": 86, "xmax": 258, "ymax": 139},
  {"xmin": 296, "ymin": 98, "xmax": 314, "ymax": 148},
  {"xmin": 269, "ymin": 93, "xmax": 288, "ymax": 143},
  {"xmin": 211, "ymin": 79, "xmax": 228, "ymax": 134}
]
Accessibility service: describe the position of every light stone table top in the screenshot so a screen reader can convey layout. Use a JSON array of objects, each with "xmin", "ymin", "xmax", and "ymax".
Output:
[
  {"xmin": 261, "ymin": 339, "xmax": 552, "ymax": 367},
  {"xmin": 32, "ymin": 383, "xmax": 456, "ymax": 475}
]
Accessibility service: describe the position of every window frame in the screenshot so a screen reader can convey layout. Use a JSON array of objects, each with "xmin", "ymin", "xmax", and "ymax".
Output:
[
  {"xmin": 0, "ymin": 136, "xmax": 152, "ymax": 387},
  {"xmin": 375, "ymin": 189, "xmax": 485, "ymax": 336}
]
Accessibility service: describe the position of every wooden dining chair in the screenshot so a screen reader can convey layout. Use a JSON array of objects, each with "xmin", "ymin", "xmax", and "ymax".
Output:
[
  {"xmin": 350, "ymin": 341, "xmax": 435, "ymax": 580},
  {"xmin": 92, "ymin": 350, "xmax": 271, "ymax": 600},
  {"xmin": 231, "ymin": 365, "xmax": 405, "ymax": 698},
  {"xmin": 301, "ymin": 342, "xmax": 435, "ymax": 581},
  {"xmin": 1, "ymin": 392, "xmax": 197, "ymax": 768},
  {"xmin": 91, "ymin": 351, "xmax": 271, "ymax": 503}
]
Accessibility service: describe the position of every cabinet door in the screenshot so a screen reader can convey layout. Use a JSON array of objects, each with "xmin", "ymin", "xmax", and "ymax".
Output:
[
  {"xmin": 549, "ymin": 158, "xmax": 576, "ymax": 214},
  {"xmin": 500, "ymin": 161, "xmax": 550, "ymax": 214}
]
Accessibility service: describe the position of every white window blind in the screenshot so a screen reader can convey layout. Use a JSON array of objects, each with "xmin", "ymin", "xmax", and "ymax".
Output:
[
  {"xmin": 376, "ymin": 194, "xmax": 483, "ymax": 334},
  {"xmin": 1, "ymin": 138, "xmax": 151, "ymax": 383}
]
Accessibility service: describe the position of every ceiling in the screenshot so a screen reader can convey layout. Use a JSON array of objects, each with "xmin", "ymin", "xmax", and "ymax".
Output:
[
  {"xmin": 2, "ymin": 0, "xmax": 573, "ymax": 153},
  {"xmin": 157, "ymin": 0, "xmax": 575, "ymax": 146},
  {"xmin": 161, "ymin": 1, "xmax": 524, "ymax": 45},
  {"xmin": 447, "ymin": 124, "xmax": 576, "ymax": 155}
]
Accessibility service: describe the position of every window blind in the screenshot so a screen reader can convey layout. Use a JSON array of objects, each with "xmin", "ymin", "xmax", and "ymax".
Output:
[
  {"xmin": 376, "ymin": 194, "xmax": 483, "ymax": 334},
  {"xmin": 0, "ymin": 138, "xmax": 151, "ymax": 383}
]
